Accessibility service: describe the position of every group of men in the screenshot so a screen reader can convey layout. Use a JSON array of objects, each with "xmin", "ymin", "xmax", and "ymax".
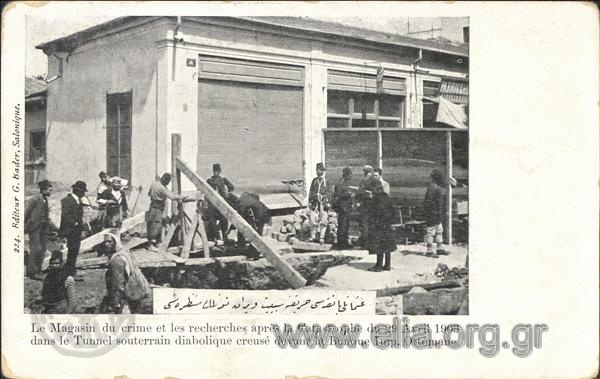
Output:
[
  {"xmin": 308, "ymin": 163, "xmax": 447, "ymax": 270},
  {"xmin": 145, "ymin": 163, "xmax": 235, "ymax": 251},
  {"xmin": 25, "ymin": 179, "xmax": 89, "ymax": 281},
  {"xmin": 25, "ymin": 160, "xmax": 447, "ymax": 312},
  {"xmin": 25, "ymin": 172, "xmax": 155, "ymax": 313},
  {"xmin": 308, "ymin": 163, "xmax": 392, "ymax": 249},
  {"xmin": 24, "ymin": 179, "xmax": 91, "ymax": 313}
]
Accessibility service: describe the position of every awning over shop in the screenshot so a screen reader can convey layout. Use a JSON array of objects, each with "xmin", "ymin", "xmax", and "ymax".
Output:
[{"xmin": 423, "ymin": 96, "xmax": 468, "ymax": 129}]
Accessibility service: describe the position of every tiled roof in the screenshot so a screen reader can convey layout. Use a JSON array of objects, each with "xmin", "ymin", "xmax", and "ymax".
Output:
[
  {"xmin": 239, "ymin": 16, "xmax": 468, "ymax": 57},
  {"xmin": 25, "ymin": 76, "xmax": 47, "ymax": 98},
  {"xmin": 37, "ymin": 16, "xmax": 468, "ymax": 58}
]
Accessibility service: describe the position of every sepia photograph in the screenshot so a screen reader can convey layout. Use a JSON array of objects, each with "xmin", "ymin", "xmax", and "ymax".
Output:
[
  {"xmin": 23, "ymin": 15, "xmax": 470, "ymax": 316},
  {"xmin": 4, "ymin": 2, "xmax": 599, "ymax": 379}
]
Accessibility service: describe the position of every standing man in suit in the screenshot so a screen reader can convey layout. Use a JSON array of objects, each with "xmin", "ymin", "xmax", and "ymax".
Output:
[
  {"xmin": 24, "ymin": 180, "xmax": 58, "ymax": 280},
  {"xmin": 206, "ymin": 163, "xmax": 235, "ymax": 244},
  {"xmin": 356, "ymin": 165, "xmax": 376, "ymax": 248},
  {"xmin": 60, "ymin": 180, "xmax": 87, "ymax": 274},
  {"xmin": 308, "ymin": 163, "xmax": 330, "ymax": 244}
]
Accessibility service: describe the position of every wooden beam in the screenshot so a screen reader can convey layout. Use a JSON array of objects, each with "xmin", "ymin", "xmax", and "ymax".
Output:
[
  {"xmin": 196, "ymin": 205, "xmax": 210, "ymax": 258},
  {"xmin": 176, "ymin": 157, "xmax": 306, "ymax": 288},
  {"xmin": 376, "ymin": 280, "xmax": 461, "ymax": 297},
  {"xmin": 289, "ymin": 239, "xmax": 333, "ymax": 252},
  {"xmin": 159, "ymin": 223, "xmax": 178, "ymax": 251},
  {"xmin": 172, "ymin": 134, "xmax": 186, "ymax": 246},
  {"xmin": 376, "ymin": 129, "xmax": 383, "ymax": 170},
  {"xmin": 180, "ymin": 212, "xmax": 199, "ymax": 259},
  {"xmin": 43, "ymin": 211, "xmax": 146, "ymax": 270},
  {"xmin": 147, "ymin": 248, "xmax": 186, "ymax": 264},
  {"xmin": 75, "ymin": 237, "xmax": 149, "ymax": 269}
]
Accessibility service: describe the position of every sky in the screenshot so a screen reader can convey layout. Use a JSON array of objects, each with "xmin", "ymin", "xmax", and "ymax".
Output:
[{"xmin": 26, "ymin": 15, "xmax": 467, "ymax": 77}]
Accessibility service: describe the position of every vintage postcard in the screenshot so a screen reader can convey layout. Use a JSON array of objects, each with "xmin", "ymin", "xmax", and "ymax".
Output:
[{"xmin": 1, "ymin": 2, "xmax": 598, "ymax": 378}]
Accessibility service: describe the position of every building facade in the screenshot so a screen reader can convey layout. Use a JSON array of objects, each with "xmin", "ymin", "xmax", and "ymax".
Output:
[{"xmin": 38, "ymin": 16, "xmax": 468, "ymax": 212}]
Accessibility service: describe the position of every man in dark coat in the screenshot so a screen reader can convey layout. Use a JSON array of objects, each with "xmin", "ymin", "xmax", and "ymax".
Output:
[
  {"xmin": 357, "ymin": 165, "xmax": 376, "ymax": 248},
  {"xmin": 332, "ymin": 167, "xmax": 353, "ymax": 249},
  {"xmin": 206, "ymin": 163, "xmax": 235, "ymax": 243},
  {"xmin": 60, "ymin": 180, "xmax": 87, "ymax": 274},
  {"xmin": 367, "ymin": 180, "xmax": 397, "ymax": 271},
  {"xmin": 24, "ymin": 180, "xmax": 59, "ymax": 280},
  {"xmin": 423, "ymin": 169, "xmax": 446, "ymax": 258},
  {"xmin": 308, "ymin": 162, "xmax": 330, "ymax": 243}
]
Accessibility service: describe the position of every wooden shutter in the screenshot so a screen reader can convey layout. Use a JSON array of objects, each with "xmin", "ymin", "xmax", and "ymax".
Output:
[
  {"xmin": 328, "ymin": 70, "xmax": 406, "ymax": 95},
  {"xmin": 106, "ymin": 91, "xmax": 132, "ymax": 181}
]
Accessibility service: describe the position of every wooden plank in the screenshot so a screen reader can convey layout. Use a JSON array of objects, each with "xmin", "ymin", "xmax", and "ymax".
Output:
[
  {"xmin": 289, "ymin": 239, "xmax": 332, "ymax": 252},
  {"xmin": 76, "ymin": 256, "xmax": 107, "ymax": 268},
  {"xmin": 75, "ymin": 237, "xmax": 148, "ymax": 269},
  {"xmin": 146, "ymin": 249, "xmax": 186, "ymax": 265},
  {"xmin": 180, "ymin": 212, "xmax": 199, "ymax": 259},
  {"xmin": 375, "ymin": 280, "xmax": 461, "ymax": 298},
  {"xmin": 176, "ymin": 157, "xmax": 306, "ymax": 288},
  {"xmin": 123, "ymin": 236, "xmax": 148, "ymax": 250}
]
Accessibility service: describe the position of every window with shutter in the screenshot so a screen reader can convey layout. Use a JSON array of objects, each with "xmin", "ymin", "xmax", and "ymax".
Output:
[{"xmin": 106, "ymin": 91, "xmax": 132, "ymax": 183}]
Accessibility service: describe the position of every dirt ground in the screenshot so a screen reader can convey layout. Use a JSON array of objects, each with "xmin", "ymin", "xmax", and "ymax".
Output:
[{"xmin": 311, "ymin": 243, "xmax": 468, "ymax": 290}]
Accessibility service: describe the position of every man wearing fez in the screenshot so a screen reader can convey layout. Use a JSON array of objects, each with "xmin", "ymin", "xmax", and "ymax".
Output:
[
  {"xmin": 356, "ymin": 165, "xmax": 377, "ymax": 248},
  {"xmin": 24, "ymin": 179, "xmax": 59, "ymax": 280},
  {"xmin": 332, "ymin": 167, "xmax": 353, "ymax": 249},
  {"xmin": 308, "ymin": 163, "xmax": 330, "ymax": 244},
  {"xmin": 423, "ymin": 169, "xmax": 446, "ymax": 258},
  {"xmin": 146, "ymin": 173, "xmax": 190, "ymax": 251},
  {"xmin": 60, "ymin": 180, "xmax": 88, "ymax": 274},
  {"xmin": 207, "ymin": 163, "xmax": 235, "ymax": 244}
]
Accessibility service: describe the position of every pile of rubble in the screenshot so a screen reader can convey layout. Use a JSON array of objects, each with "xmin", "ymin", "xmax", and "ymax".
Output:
[{"xmin": 271, "ymin": 208, "xmax": 338, "ymax": 245}]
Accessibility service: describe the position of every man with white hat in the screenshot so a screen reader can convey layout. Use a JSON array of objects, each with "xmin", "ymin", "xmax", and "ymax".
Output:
[{"xmin": 97, "ymin": 176, "xmax": 129, "ymax": 228}]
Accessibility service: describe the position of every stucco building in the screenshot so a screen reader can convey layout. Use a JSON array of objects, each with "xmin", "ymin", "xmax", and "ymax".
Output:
[{"xmin": 37, "ymin": 16, "xmax": 468, "ymax": 216}]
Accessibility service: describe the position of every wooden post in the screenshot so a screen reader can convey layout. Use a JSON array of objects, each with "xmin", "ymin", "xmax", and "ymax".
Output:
[
  {"xmin": 446, "ymin": 131, "xmax": 453, "ymax": 245},
  {"xmin": 176, "ymin": 157, "xmax": 306, "ymax": 288},
  {"xmin": 196, "ymin": 202, "xmax": 210, "ymax": 258},
  {"xmin": 171, "ymin": 133, "xmax": 186, "ymax": 246},
  {"xmin": 181, "ymin": 211, "xmax": 199, "ymax": 259},
  {"xmin": 376, "ymin": 130, "xmax": 383, "ymax": 170}
]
